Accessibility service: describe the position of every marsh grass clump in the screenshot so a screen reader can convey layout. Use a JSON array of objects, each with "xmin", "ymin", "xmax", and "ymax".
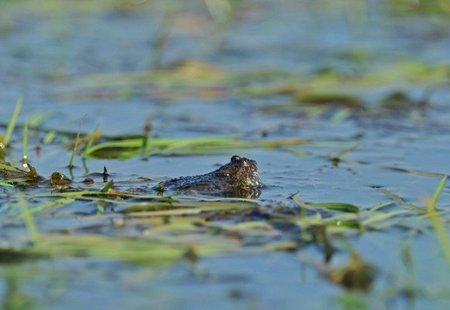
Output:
[{"xmin": 0, "ymin": 162, "xmax": 41, "ymax": 186}]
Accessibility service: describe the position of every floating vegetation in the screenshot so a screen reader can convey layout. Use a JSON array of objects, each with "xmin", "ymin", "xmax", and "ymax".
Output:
[
  {"xmin": 51, "ymin": 60, "xmax": 229, "ymax": 101},
  {"xmin": 83, "ymin": 136, "xmax": 308, "ymax": 159},
  {"xmin": 294, "ymin": 91, "xmax": 364, "ymax": 110},
  {"xmin": 239, "ymin": 61, "xmax": 450, "ymax": 121}
]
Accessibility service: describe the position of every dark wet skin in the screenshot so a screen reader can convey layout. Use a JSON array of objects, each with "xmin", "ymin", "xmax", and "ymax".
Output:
[{"xmin": 154, "ymin": 155, "xmax": 262, "ymax": 198}]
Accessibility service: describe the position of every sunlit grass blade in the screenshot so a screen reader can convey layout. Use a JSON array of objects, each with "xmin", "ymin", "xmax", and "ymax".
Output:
[
  {"xmin": 3, "ymin": 96, "xmax": 23, "ymax": 147},
  {"xmin": 425, "ymin": 176, "xmax": 450, "ymax": 265},
  {"xmin": 429, "ymin": 176, "xmax": 447, "ymax": 211}
]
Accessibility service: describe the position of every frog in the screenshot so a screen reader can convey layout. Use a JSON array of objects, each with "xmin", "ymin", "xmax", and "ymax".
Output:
[{"xmin": 154, "ymin": 155, "xmax": 262, "ymax": 198}]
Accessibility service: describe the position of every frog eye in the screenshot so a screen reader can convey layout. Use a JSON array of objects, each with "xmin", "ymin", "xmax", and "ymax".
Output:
[{"xmin": 231, "ymin": 155, "xmax": 241, "ymax": 163}]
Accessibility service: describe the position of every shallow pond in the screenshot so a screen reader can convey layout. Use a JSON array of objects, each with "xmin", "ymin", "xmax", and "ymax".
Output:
[{"xmin": 1, "ymin": 0, "xmax": 450, "ymax": 309}]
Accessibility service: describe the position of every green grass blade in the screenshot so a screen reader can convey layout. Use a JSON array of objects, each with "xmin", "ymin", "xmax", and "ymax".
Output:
[
  {"xmin": 426, "ymin": 176, "xmax": 450, "ymax": 265},
  {"xmin": 3, "ymin": 96, "xmax": 23, "ymax": 146},
  {"xmin": 0, "ymin": 180, "xmax": 14, "ymax": 187},
  {"xmin": 429, "ymin": 176, "xmax": 447, "ymax": 211},
  {"xmin": 307, "ymin": 202, "xmax": 360, "ymax": 213}
]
